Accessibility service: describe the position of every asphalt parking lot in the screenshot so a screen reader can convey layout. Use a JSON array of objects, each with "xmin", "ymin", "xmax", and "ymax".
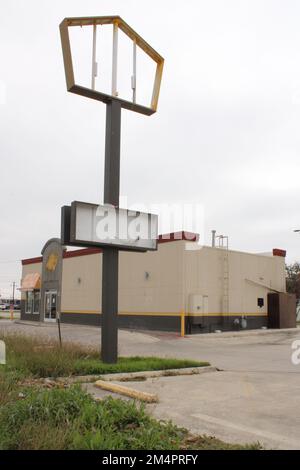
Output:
[{"xmin": 1, "ymin": 320, "xmax": 299, "ymax": 449}]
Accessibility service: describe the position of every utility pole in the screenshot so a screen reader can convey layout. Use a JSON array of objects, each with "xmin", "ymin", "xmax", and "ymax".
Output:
[
  {"xmin": 12, "ymin": 281, "xmax": 15, "ymax": 305},
  {"xmin": 10, "ymin": 281, "xmax": 16, "ymax": 321}
]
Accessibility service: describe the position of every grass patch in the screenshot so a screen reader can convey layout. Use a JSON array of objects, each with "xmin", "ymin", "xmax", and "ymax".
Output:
[
  {"xmin": 0, "ymin": 369, "xmax": 23, "ymax": 406},
  {"xmin": 181, "ymin": 434, "xmax": 262, "ymax": 450},
  {"xmin": 0, "ymin": 333, "xmax": 208, "ymax": 378},
  {"xmin": 0, "ymin": 384, "xmax": 262, "ymax": 450},
  {"xmin": 72, "ymin": 357, "xmax": 206, "ymax": 377},
  {"xmin": 0, "ymin": 385, "xmax": 182, "ymax": 450}
]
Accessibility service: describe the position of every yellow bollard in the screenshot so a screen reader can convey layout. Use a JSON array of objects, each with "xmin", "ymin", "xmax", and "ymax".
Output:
[
  {"xmin": 180, "ymin": 311, "xmax": 185, "ymax": 337},
  {"xmin": 10, "ymin": 306, "xmax": 14, "ymax": 321}
]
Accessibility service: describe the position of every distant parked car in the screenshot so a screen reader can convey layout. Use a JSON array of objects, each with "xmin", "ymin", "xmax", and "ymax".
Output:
[
  {"xmin": 13, "ymin": 303, "xmax": 20, "ymax": 310},
  {"xmin": 0, "ymin": 304, "xmax": 9, "ymax": 311}
]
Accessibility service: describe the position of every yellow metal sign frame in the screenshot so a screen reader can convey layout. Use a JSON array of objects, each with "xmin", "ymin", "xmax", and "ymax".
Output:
[{"xmin": 59, "ymin": 16, "xmax": 164, "ymax": 116}]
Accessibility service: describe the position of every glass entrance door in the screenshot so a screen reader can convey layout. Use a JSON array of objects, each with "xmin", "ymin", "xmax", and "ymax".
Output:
[{"xmin": 44, "ymin": 291, "xmax": 57, "ymax": 322}]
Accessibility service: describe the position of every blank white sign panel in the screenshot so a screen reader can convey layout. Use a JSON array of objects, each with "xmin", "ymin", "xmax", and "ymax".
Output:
[{"xmin": 71, "ymin": 201, "xmax": 158, "ymax": 251}]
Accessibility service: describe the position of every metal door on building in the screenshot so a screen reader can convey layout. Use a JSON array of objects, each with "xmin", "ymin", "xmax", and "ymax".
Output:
[
  {"xmin": 188, "ymin": 294, "xmax": 209, "ymax": 325},
  {"xmin": 44, "ymin": 291, "xmax": 57, "ymax": 322}
]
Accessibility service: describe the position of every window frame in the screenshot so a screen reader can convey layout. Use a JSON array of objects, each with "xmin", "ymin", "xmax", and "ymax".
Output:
[
  {"xmin": 25, "ymin": 290, "xmax": 40, "ymax": 315},
  {"xmin": 25, "ymin": 291, "xmax": 33, "ymax": 314},
  {"xmin": 33, "ymin": 290, "xmax": 40, "ymax": 314}
]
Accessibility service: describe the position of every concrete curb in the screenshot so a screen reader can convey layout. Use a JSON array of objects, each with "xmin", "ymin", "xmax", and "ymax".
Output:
[
  {"xmin": 54, "ymin": 365, "xmax": 217, "ymax": 384},
  {"xmin": 99, "ymin": 365, "xmax": 217, "ymax": 382},
  {"xmin": 187, "ymin": 327, "xmax": 300, "ymax": 340}
]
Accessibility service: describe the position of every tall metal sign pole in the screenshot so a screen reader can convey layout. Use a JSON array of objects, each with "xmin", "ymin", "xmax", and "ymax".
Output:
[
  {"xmin": 102, "ymin": 100, "xmax": 121, "ymax": 362},
  {"xmin": 60, "ymin": 16, "xmax": 164, "ymax": 363}
]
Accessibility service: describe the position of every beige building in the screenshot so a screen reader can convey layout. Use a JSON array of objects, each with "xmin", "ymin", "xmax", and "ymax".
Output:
[{"xmin": 20, "ymin": 232, "xmax": 287, "ymax": 333}]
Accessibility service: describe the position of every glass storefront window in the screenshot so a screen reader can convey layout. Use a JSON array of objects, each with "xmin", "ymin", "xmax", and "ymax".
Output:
[
  {"xmin": 33, "ymin": 291, "xmax": 40, "ymax": 314},
  {"xmin": 26, "ymin": 291, "xmax": 40, "ymax": 314},
  {"xmin": 44, "ymin": 291, "xmax": 57, "ymax": 321}
]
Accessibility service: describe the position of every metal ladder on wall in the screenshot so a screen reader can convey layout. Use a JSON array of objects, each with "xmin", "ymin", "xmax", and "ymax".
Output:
[{"xmin": 216, "ymin": 235, "xmax": 229, "ymax": 315}]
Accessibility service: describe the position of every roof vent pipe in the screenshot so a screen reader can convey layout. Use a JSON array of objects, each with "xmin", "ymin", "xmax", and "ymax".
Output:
[{"xmin": 211, "ymin": 230, "xmax": 216, "ymax": 248}]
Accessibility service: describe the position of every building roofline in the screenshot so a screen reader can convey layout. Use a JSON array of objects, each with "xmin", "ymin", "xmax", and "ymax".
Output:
[
  {"xmin": 272, "ymin": 248, "xmax": 286, "ymax": 258},
  {"xmin": 195, "ymin": 245, "xmax": 286, "ymax": 259},
  {"xmin": 21, "ymin": 231, "xmax": 199, "ymax": 265},
  {"xmin": 22, "ymin": 256, "xmax": 43, "ymax": 266},
  {"xmin": 21, "ymin": 232, "xmax": 286, "ymax": 266},
  {"xmin": 63, "ymin": 247, "xmax": 102, "ymax": 260}
]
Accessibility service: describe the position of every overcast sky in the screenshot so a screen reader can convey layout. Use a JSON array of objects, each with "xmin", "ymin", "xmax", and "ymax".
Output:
[{"xmin": 1, "ymin": 0, "xmax": 300, "ymax": 298}]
